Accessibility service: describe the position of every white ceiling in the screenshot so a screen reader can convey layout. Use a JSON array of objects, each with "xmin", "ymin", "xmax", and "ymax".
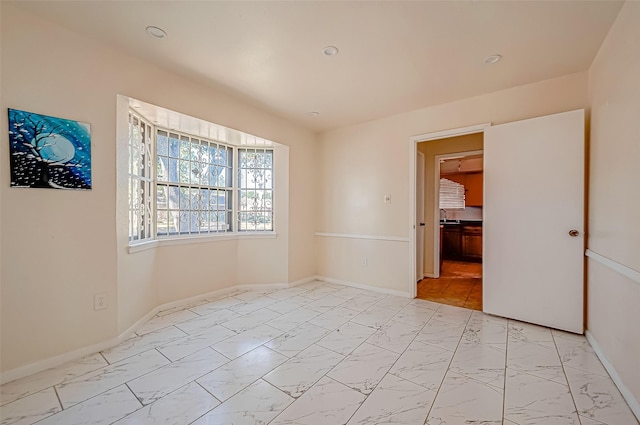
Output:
[
  {"xmin": 10, "ymin": 1, "xmax": 623, "ymax": 133},
  {"xmin": 441, "ymin": 155, "xmax": 483, "ymax": 174}
]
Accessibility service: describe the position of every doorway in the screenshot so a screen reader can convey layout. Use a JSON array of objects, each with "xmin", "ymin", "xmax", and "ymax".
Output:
[
  {"xmin": 418, "ymin": 151, "xmax": 484, "ymax": 310},
  {"xmin": 408, "ymin": 124, "xmax": 489, "ymax": 305},
  {"xmin": 417, "ymin": 260, "xmax": 482, "ymax": 310}
]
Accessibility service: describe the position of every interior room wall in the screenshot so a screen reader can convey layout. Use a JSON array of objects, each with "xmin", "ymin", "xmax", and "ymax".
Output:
[
  {"xmin": 114, "ymin": 95, "xmax": 159, "ymax": 334},
  {"xmin": 0, "ymin": 3, "xmax": 318, "ymax": 375},
  {"xmin": 0, "ymin": 1, "xmax": 4, "ymax": 373},
  {"xmin": 317, "ymin": 72, "xmax": 588, "ymax": 294},
  {"xmin": 418, "ymin": 133, "xmax": 484, "ymax": 276},
  {"xmin": 587, "ymin": 1, "xmax": 640, "ymax": 414}
]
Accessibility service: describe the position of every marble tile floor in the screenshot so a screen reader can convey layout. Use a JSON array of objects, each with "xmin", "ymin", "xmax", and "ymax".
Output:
[{"xmin": 1, "ymin": 281, "xmax": 637, "ymax": 425}]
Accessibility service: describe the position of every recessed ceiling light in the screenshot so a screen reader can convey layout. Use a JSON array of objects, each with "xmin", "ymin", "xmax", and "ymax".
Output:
[
  {"xmin": 484, "ymin": 54, "xmax": 502, "ymax": 64},
  {"xmin": 146, "ymin": 26, "xmax": 167, "ymax": 39},
  {"xmin": 308, "ymin": 111, "xmax": 320, "ymax": 117},
  {"xmin": 322, "ymin": 46, "xmax": 339, "ymax": 57}
]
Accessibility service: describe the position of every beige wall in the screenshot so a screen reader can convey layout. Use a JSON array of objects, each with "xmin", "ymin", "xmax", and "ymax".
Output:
[
  {"xmin": 317, "ymin": 72, "xmax": 587, "ymax": 293},
  {"xmin": 0, "ymin": 1, "xmax": 4, "ymax": 372},
  {"xmin": 587, "ymin": 1, "xmax": 640, "ymax": 412},
  {"xmin": 417, "ymin": 133, "xmax": 484, "ymax": 275},
  {"xmin": 0, "ymin": 4, "xmax": 318, "ymax": 374}
]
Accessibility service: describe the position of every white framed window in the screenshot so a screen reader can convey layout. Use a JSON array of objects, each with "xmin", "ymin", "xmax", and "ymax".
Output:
[
  {"xmin": 155, "ymin": 129, "xmax": 234, "ymax": 236},
  {"xmin": 439, "ymin": 178, "xmax": 465, "ymax": 210},
  {"xmin": 127, "ymin": 109, "xmax": 275, "ymax": 245},
  {"xmin": 238, "ymin": 149, "xmax": 273, "ymax": 231},
  {"xmin": 128, "ymin": 112, "xmax": 153, "ymax": 243}
]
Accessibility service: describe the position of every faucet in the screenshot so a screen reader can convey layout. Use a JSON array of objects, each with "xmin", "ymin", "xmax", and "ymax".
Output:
[{"xmin": 440, "ymin": 209, "xmax": 447, "ymax": 222}]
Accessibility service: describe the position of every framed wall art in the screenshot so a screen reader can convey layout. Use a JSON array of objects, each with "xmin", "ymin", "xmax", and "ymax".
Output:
[{"xmin": 8, "ymin": 108, "xmax": 92, "ymax": 189}]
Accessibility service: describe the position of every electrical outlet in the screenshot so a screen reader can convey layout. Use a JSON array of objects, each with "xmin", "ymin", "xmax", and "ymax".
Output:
[{"xmin": 94, "ymin": 293, "xmax": 108, "ymax": 311}]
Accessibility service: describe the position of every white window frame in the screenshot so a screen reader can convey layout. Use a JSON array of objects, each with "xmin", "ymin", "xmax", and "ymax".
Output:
[
  {"xmin": 155, "ymin": 128, "xmax": 235, "ymax": 237},
  {"xmin": 128, "ymin": 111, "xmax": 154, "ymax": 244},
  {"xmin": 127, "ymin": 109, "xmax": 276, "ymax": 251},
  {"xmin": 237, "ymin": 148, "xmax": 274, "ymax": 232}
]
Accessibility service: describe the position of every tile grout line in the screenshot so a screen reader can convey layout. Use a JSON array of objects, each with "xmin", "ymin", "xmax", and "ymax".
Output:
[
  {"xmin": 330, "ymin": 318, "xmax": 409, "ymax": 425},
  {"xmin": 52, "ymin": 385, "xmax": 64, "ymax": 412},
  {"xmin": 98, "ymin": 351, "xmax": 111, "ymax": 366},
  {"xmin": 260, "ymin": 378, "xmax": 297, "ymax": 424},
  {"xmin": 502, "ymin": 319, "xmax": 512, "ymax": 423},
  {"xmin": 266, "ymin": 297, "xmax": 442, "ymax": 424},
  {"xmin": 191, "ymin": 380, "xmax": 225, "ymax": 424},
  {"xmin": 14, "ymin": 284, "xmax": 632, "ymax": 425},
  {"xmin": 419, "ymin": 304, "xmax": 472, "ymax": 424},
  {"xmin": 123, "ymin": 382, "xmax": 144, "ymax": 413},
  {"xmin": 551, "ymin": 330, "xmax": 584, "ymax": 424}
]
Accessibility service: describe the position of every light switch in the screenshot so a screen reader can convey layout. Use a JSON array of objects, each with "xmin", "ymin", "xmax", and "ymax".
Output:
[{"xmin": 384, "ymin": 194, "xmax": 391, "ymax": 204}]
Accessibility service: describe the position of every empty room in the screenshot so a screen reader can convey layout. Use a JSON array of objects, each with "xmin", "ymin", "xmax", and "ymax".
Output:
[{"xmin": 1, "ymin": 1, "xmax": 639, "ymax": 424}]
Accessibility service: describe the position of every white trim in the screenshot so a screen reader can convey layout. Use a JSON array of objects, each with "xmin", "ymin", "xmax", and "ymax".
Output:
[
  {"xmin": 315, "ymin": 232, "xmax": 410, "ymax": 242},
  {"xmin": 128, "ymin": 232, "xmax": 278, "ymax": 253},
  {"xmin": 409, "ymin": 123, "xmax": 491, "ymax": 144},
  {"xmin": 128, "ymin": 240, "xmax": 160, "ymax": 253},
  {"xmin": 154, "ymin": 284, "xmax": 284, "ymax": 316},
  {"xmin": 288, "ymin": 276, "xmax": 319, "ymax": 287},
  {"xmin": 0, "ymin": 276, "xmax": 327, "ymax": 385},
  {"xmin": 433, "ymin": 149, "xmax": 484, "ymax": 278},
  {"xmin": 408, "ymin": 123, "xmax": 490, "ymax": 298},
  {"xmin": 586, "ymin": 331, "xmax": 640, "ymax": 421},
  {"xmin": 0, "ymin": 337, "xmax": 121, "ymax": 386},
  {"xmin": 586, "ymin": 249, "xmax": 640, "ymax": 284},
  {"xmin": 316, "ymin": 275, "xmax": 411, "ymax": 298},
  {"xmin": 416, "ymin": 151, "xmax": 425, "ymax": 281}
]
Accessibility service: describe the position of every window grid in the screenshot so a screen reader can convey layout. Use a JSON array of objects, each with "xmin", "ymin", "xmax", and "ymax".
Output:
[
  {"xmin": 128, "ymin": 112, "xmax": 154, "ymax": 243},
  {"xmin": 238, "ymin": 148, "xmax": 274, "ymax": 231},
  {"xmin": 155, "ymin": 129, "xmax": 233, "ymax": 237}
]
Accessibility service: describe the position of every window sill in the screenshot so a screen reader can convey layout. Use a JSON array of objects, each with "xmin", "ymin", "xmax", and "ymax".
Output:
[{"xmin": 128, "ymin": 232, "xmax": 277, "ymax": 254}]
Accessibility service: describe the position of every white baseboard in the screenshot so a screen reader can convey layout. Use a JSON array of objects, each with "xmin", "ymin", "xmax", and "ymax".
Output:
[
  {"xmin": 288, "ymin": 276, "xmax": 319, "ymax": 287},
  {"xmin": 0, "ymin": 336, "xmax": 120, "ymax": 386},
  {"xmin": 0, "ymin": 279, "xmax": 309, "ymax": 386},
  {"xmin": 154, "ymin": 286, "xmax": 243, "ymax": 316},
  {"xmin": 1, "ymin": 275, "xmax": 408, "ymax": 385},
  {"xmin": 586, "ymin": 331, "xmax": 640, "ymax": 421},
  {"xmin": 316, "ymin": 275, "xmax": 411, "ymax": 298}
]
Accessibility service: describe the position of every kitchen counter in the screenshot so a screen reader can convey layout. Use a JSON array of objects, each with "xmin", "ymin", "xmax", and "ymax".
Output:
[
  {"xmin": 440, "ymin": 220, "xmax": 482, "ymax": 225},
  {"xmin": 440, "ymin": 221, "xmax": 483, "ymax": 262}
]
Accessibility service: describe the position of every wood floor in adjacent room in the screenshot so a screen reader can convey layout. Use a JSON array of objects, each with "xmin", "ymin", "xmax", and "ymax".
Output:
[{"xmin": 417, "ymin": 260, "xmax": 483, "ymax": 311}]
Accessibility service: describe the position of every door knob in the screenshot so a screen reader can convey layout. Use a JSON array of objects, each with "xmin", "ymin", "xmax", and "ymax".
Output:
[{"xmin": 568, "ymin": 229, "xmax": 579, "ymax": 237}]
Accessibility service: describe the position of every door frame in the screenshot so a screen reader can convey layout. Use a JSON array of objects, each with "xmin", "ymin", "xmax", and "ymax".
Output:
[
  {"xmin": 434, "ymin": 149, "xmax": 484, "ymax": 273},
  {"xmin": 408, "ymin": 123, "xmax": 490, "ymax": 298},
  {"xmin": 416, "ymin": 151, "xmax": 425, "ymax": 281}
]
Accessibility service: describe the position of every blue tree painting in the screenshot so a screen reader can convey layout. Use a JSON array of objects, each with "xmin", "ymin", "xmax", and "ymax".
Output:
[{"xmin": 8, "ymin": 109, "xmax": 92, "ymax": 189}]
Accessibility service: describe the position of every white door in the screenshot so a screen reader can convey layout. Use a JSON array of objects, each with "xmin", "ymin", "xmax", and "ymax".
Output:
[
  {"xmin": 416, "ymin": 151, "xmax": 425, "ymax": 281},
  {"xmin": 484, "ymin": 109, "xmax": 584, "ymax": 333}
]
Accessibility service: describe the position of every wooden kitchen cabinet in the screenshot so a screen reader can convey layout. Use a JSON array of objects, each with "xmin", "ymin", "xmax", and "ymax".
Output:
[
  {"xmin": 441, "ymin": 223, "xmax": 483, "ymax": 262},
  {"xmin": 461, "ymin": 225, "xmax": 482, "ymax": 261},
  {"xmin": 441, "ymin": 225, "xmax": 461, "ymax": 260},
  {"xmin": 465, "ymin": 172, "xmax": 483, "ymax": 206}
]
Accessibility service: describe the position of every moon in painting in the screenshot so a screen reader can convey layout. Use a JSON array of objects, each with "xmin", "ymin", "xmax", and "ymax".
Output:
[{"xmin": 36, "ymin": 134, "xmax": 76, "ymax": 163}]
